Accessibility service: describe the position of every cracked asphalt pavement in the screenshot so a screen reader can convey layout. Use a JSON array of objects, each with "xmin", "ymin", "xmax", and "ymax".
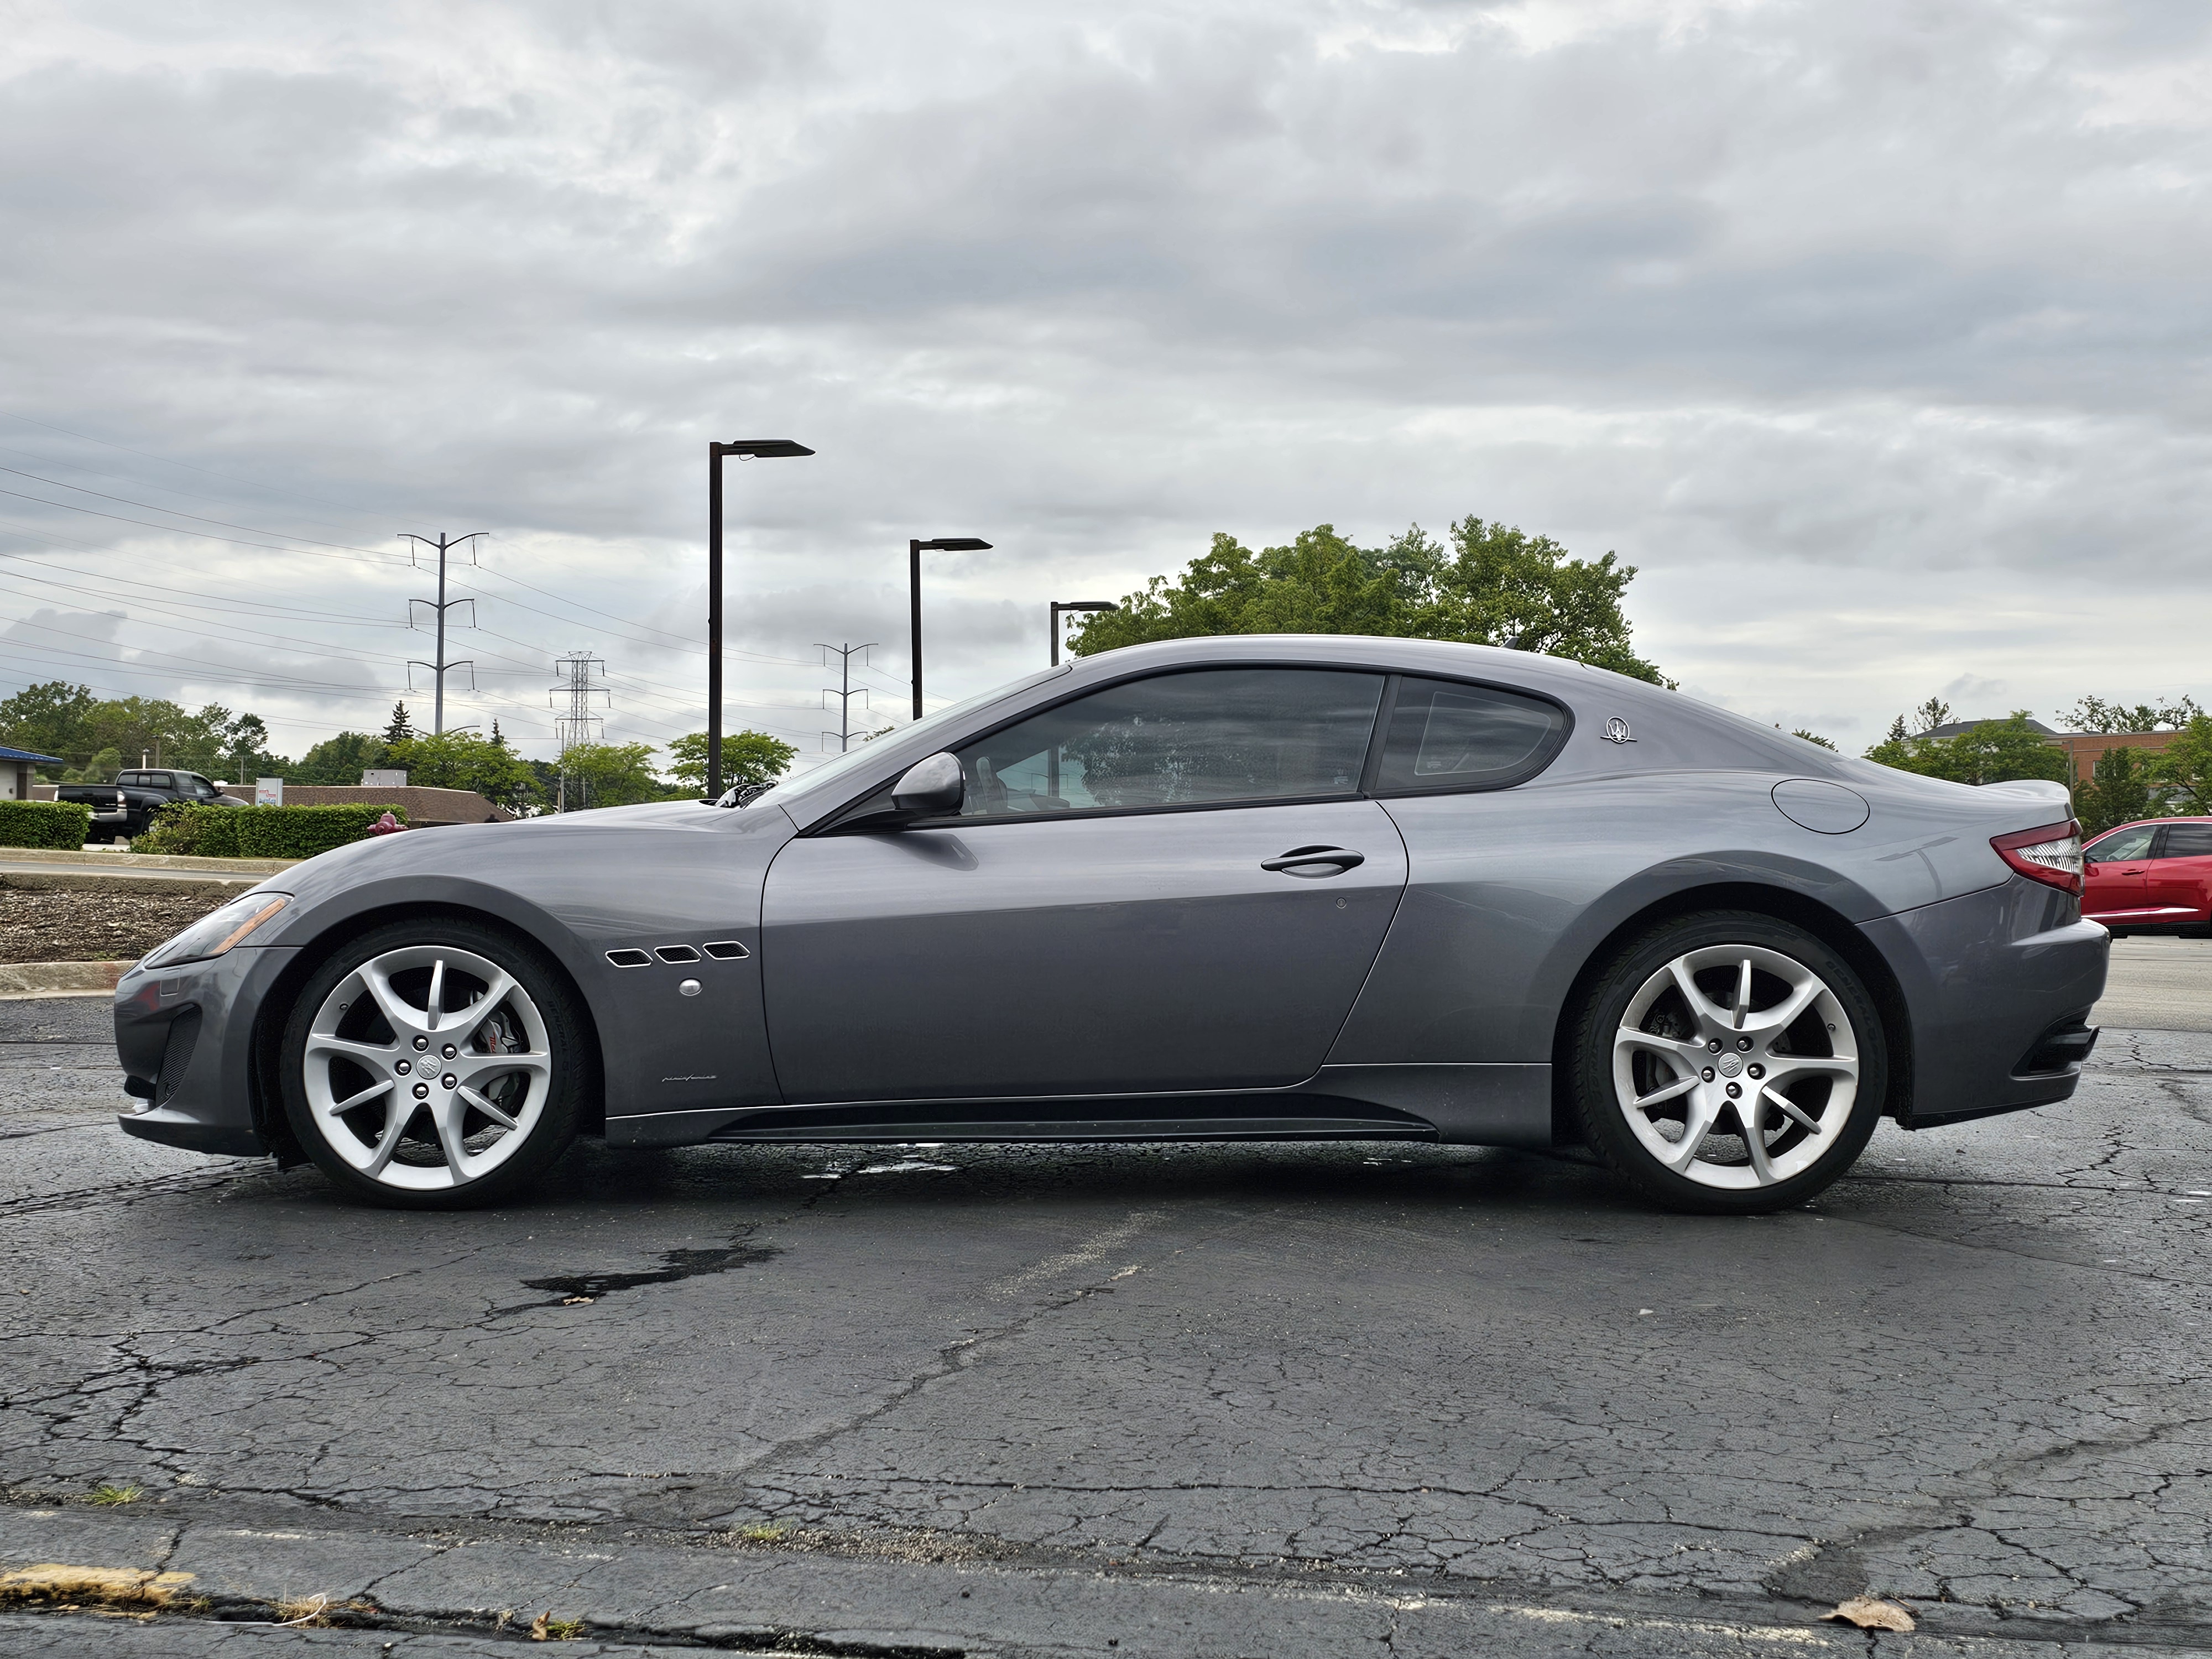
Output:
[{"xmin": 2, "ymin": 952, "xmax": 2209, "ymax": 1657}]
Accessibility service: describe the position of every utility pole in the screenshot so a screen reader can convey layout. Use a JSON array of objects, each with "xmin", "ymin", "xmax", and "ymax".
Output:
[
  {"xmin": 547, "ymin": 652, "xmax": 609, "ymax": 813},
  {"xmin": 404, "ymin": 531, "xmax": 486, "ymax": 735},
  {"xmin": 816, "ymin": 643, "xmax": 877, "ymax": 753}
]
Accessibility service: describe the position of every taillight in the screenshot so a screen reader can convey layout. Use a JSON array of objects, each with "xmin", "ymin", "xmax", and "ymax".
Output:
[{"xmin": 1991, "ymin": 820, "xmax": 2084, "ymax": 895}]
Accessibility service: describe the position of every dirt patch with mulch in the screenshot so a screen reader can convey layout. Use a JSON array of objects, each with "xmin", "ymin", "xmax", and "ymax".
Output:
[{"xmin": 0, "ymin": 879, "xmax": 236, "ymax": 964}]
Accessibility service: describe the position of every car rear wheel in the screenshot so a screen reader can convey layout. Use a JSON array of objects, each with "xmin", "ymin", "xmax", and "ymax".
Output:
[
  {"xmin": 279, "ymin": 919, "xmax": 585, "ymax": 1208},
  {"xmin": 1569, "ymin": 911, "xmax": 1887, "ymax": 1214}
]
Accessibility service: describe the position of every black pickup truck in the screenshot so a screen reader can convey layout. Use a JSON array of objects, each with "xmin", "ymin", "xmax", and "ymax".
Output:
[{"xmin": 57, "ymin": 769, "xmax": 244, "ymax": 843}]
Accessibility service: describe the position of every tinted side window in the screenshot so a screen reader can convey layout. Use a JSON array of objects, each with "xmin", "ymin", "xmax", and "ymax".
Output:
[
  {"xmin": 953, "ymin": 668, "xmax": 1384, "ymax": 818},
  {"xmin": 2159, "ymin": 825, "xmax": 2212, "ymax": 859},
  {"xmin": 2088, "ymin": 827, "xmax": 2154, "ymax": 861},
  {"xmin": 1373, "ymin": 677, "xmax": 1566, "ymax": 794}
]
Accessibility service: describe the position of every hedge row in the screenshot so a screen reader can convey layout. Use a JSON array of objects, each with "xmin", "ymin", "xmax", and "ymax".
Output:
[
  {"xmin": 134, "ymin": 803, "xmax": 410, "ymax": 860},
  {"xmin": 0, "ymin": 800, "xmax": 93, "ymax": 849}
]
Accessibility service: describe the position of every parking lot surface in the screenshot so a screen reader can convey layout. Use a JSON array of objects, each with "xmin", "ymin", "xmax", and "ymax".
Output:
[{"xmin": 2, "ymin": 946, "xmax": 2208, "ymax": 1656}]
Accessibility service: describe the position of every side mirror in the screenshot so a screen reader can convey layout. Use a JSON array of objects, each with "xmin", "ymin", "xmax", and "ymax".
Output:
[{"xmin": 890, "ymin": 752, "xmax": 964, "ymax": 818}]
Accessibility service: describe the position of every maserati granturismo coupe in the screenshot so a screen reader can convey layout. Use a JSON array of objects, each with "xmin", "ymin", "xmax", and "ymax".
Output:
[{"xmin": 116, "ymin": 635, "xmax": 2107, "ymax": 1213}]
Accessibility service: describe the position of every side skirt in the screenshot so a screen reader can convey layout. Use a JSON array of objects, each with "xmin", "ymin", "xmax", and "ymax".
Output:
[{"xmin": 603, "ymin": 1063, "xmax": 1553, "ymax": 1150}]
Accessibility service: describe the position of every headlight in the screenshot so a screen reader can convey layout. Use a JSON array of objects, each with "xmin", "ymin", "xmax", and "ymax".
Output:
[{"xmin": 140, "ymin": 893, "xmax": 292, "ymax": 971}]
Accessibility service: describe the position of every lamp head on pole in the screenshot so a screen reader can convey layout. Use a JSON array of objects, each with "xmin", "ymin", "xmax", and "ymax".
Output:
[
  {"xmin": 915, "ymin": 536, "xmax": 992, "ymax": 551},
  {"xmin": 1049, "ymin": 599, "xmax": 1120, "ymax": 664},
  {"xmin": 714, "ymin": 439, "xmax": 816, "ymax": 459}
]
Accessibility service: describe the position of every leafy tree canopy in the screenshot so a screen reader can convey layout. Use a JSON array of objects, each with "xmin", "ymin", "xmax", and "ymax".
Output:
[
  {"xmin": 2150, "ymin": 715, "xmax": 2212, "ymax": 816},
  {"xmin": 293, "ymin": 732, "xmax": 389, "ymax": 786},
  {"xmin": 2076, "ymin": 743, "xmax": 2158, "ymax": 837},
  {"xmin": 665, "ymin": 730, "xmax": 799, "ymax": 795},
  {"xmin": 387, "ymin": 730, "xmax": 541, "ymax": 812},
  {"xmin": 0, "ymin": 681, "xmax": 287, "ymax": 780},
  {"xmin": 1865, "ymin": 709, "xmax": 2070, "ymax": 787},
  {"xmin": 556, "ymin": 742, "xmax": 664, "ymax": 810},
  {"xmin": 1064, "ymin": 518, "xmax": 1667, "ymax": 685},
  {"xmin": 2057, "ymin": 695, "xmax": 2205, "ymax": 734}
]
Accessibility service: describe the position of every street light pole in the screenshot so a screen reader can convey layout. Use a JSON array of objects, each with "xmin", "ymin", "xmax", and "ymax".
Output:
[
  {"xmin": 1048, "ymin": 599, "xmax": 1119, "ymax": 666},
  {"xmin": 907, "ymin": 536, "xmax": 993, "ymax": 722},
  {"xmin": 707, "ymin": 439, "xmax": 813, "ymax": 800}
]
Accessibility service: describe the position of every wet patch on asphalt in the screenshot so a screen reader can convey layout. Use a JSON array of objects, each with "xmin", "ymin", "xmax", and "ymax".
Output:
[{"xmin": 500, "ymin": 1239, "xmax": 783, "ymax": 1313}]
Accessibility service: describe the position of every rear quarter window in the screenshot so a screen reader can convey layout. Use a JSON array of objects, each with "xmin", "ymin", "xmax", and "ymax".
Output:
[
  {"xmin": 2161, "ymin": 824, "xmax": 2212, "ymax": 858},
  {"xmin": 1371, "ymin": 677, "xmax": 1569, "ymax": 794}
]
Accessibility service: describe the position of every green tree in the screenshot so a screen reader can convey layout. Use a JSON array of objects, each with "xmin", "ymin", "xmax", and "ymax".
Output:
[
  {"xmin": 0, "ymin": 681, "xmax": 98, "ymax": 773},
  {"xmin": 2057, "ymin": 695, "xmax": 2205, "ymax": 734},
  {"xmin": 2075, "ymin": 744, "xmax": 2157, "ymax": 836},
  {"xmin": 68, "ymin": 747, "xmax": 123, "ymax": 784},
  {"xmin": 382, "ymin": 702, "xmax": 416, "ymax": 745},
  {"xmin": 665, "ymin": 730, "xmax": 799, "ymax": 795},
  {"xmin": 1911, "ymin": 697, "xmax": 1953, "ymax": 734},
  {"xmin": 1865, "ymin": 710, "xmax": 2069, "ymax": 786},
  {"xmin": 293, "ymin": 732, "xmax": 389, "ymax": 786},
  {"xmin": 387, "ymin": 731, "xmax": 541, "ymax": 812},
  {"xmin": 1065, "ymin": 517, "xmax": 1666, "ymax": 684},
  {"xmin": 558, "ymin": 742, "xmax": 664, "ymax": 810},
  {"xmin": 2150, "ymin": 715, "xmax": 2212, "ymax": 815}
]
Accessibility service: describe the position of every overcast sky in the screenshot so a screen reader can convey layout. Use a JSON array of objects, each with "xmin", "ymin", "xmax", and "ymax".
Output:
[{"xmin": 2, "ymin": 0, "xmax": 2206, "ymax": 772}]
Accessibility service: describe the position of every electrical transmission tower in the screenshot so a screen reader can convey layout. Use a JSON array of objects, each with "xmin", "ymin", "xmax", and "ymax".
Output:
[
  {"xmin": 547, "ymin": 652, "xmax": 609, "ymax": 813},
  {"xmin": 817, "ymin": 642, "xmax": 878, "ymax": 752},
  {"xmin": 403, "ymin": 531, "xmax": 486, "ymax": 735}
]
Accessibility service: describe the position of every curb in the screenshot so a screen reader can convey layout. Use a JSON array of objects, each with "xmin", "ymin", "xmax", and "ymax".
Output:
[
  {"xmin": 0, "ymin": 847, "xmax": 297, "ymax": 875},
  {"xmin": 0, "ymin": 960, "xmax": 131, "ymax": 999}
]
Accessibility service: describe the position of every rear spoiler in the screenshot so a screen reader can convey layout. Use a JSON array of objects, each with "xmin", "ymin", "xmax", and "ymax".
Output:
[{"xmin": 1976, "ymin": 778, "xmax": 2072, "ymax": 811}]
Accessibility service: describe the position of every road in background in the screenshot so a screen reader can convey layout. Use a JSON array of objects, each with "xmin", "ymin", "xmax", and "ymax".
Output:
[{"xmin": 2099, "ymin": 935, "xmax": 2212, "ymax": 1032}]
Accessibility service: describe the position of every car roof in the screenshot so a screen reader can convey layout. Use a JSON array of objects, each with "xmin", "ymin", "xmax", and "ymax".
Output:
[{"xmin": 755, "ymin": 633, "xmax": 1846, "ymax": 828}]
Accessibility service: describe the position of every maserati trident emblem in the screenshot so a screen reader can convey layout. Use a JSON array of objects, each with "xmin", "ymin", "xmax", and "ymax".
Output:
[{"xmin": 1603, "ymin": 716, "xmax": 1636, "ymax": 744}]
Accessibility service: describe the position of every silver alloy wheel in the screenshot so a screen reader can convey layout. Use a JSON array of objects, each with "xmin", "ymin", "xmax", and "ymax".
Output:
[
  {"xmin": 301, "ymin": 944, "xmax": 553, "ymax": 1192},
  {"xmin": 1611, "ymin": 942, "xmax": 1860, "ymax": 1191}
]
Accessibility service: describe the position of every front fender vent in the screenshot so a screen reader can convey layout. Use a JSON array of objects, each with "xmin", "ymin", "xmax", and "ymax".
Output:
[
  {"xmin": 702, "ymin": 940, "xmax": 749, "ymax": 960},
  {"xmin": 155, "ymin": 1009, "xmax": 202, "ymax": 1106},
  {"xmin": 605, "ymin": 949, "xmax": 651, "ymax": 968}
]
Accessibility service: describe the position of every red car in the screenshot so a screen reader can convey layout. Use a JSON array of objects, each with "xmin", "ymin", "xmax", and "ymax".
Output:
[{"xmin": 2082, "ymin": 817, "xmax": 2212, "ymax": 934}]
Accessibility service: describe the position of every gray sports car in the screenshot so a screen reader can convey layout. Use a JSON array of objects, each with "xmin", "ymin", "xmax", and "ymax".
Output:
[{"xmin": 115, "ymin": 635, "xmax": 2107, "ymax": 1213}]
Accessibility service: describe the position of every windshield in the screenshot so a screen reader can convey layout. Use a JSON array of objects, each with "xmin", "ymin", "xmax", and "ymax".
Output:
[{"xmin": 748, "ymin": 665, "xmax": 1072, "ymax": 812}]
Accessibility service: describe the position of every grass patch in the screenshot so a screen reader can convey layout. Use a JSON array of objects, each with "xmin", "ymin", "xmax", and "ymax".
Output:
[
  {"xmin": 0, "ymin": 1563, "xmax": 195, "ymax": 1610},
  {"xmin": 736, "ymin": 1523, "xmax": 790, "ymax": 1542},
  {"xmin": 87, "ymin": 1484, "xmax": 143, "ymax": 1506},
  {"xmin": 529, "ymin": 1610, "xmax": 586, "ymax": 1640}
]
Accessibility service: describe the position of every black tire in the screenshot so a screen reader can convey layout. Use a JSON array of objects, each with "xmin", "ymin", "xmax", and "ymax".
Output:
[
  {"xmin": 1567, "ymin": 910, "xmax": 1887, "ymax": 1215},
  {"xmin": 278, "ymin": 917, "xmax": 587, "ymax": 1209}
]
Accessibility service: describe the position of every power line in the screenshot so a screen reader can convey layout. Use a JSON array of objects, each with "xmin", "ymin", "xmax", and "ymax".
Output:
[
  {"xmin": 0, "ymin": 485, "xmax": 403, "ymax": 566},
  {"xmin": 0, "ymin": 410, "xmax": 394, "ymax": 521},
  {"xmin": 0, "ymin": 464, "xmax": 405, "ymax": 560}
]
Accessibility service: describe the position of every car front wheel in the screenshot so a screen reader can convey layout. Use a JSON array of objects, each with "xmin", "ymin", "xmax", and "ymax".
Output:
[
  {"xmin": 279, "ymin": 919, "xmax": 585, "ymax": 1208},
  {"xmin": 1569, "ymin": 911, "xmax": 1887, "ymax": 1214}
]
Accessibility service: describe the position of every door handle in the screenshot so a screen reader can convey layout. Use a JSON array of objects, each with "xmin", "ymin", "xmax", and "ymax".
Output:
[{"xmin": 1261, "ymin": 845, "xmax": 1365, "ymax": 877}]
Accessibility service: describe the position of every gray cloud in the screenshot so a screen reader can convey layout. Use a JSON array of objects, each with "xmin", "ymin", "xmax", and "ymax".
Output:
[{"xmin": 1, "ymin": 0, "xmax": 2206, "ymax": 767}]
